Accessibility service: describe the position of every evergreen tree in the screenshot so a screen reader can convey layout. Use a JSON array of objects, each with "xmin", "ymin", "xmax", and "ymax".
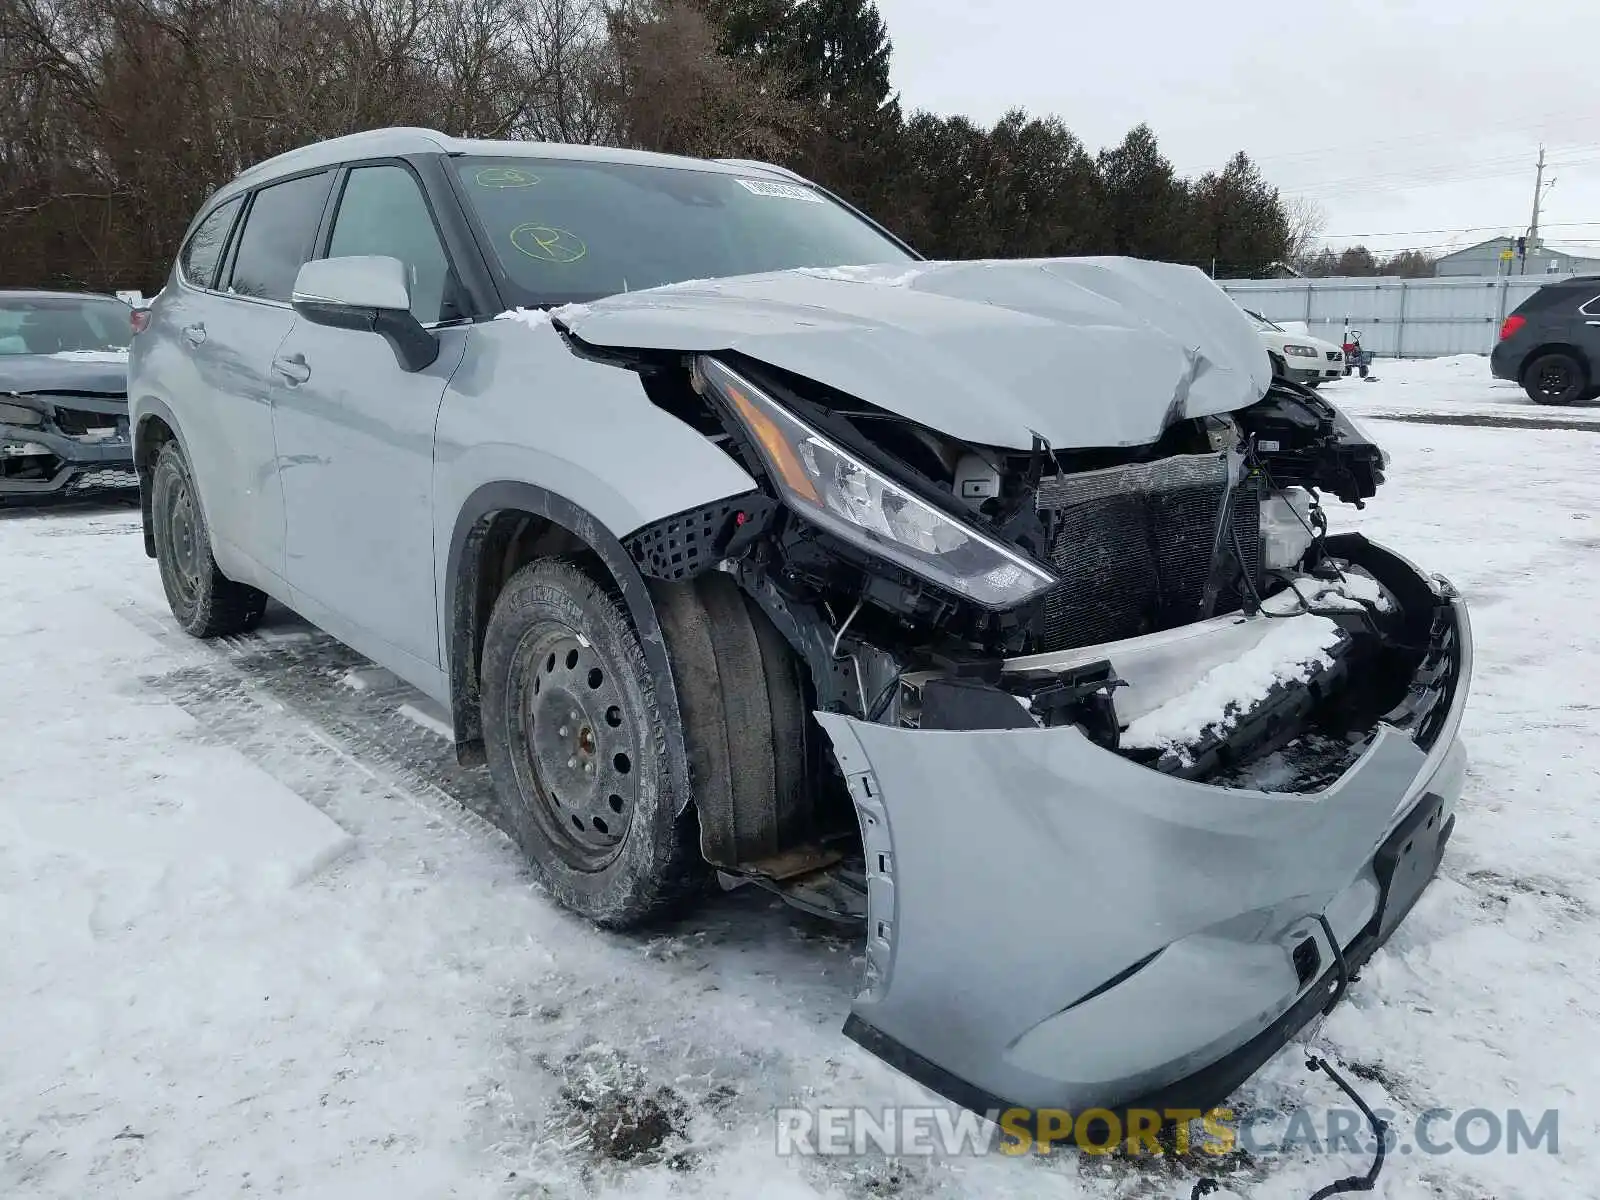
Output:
[
  {"xmin": 1190, "ymin": 151, "xmax": 1291, "ymax": 276},
  {"xmin": 1094, "ymin": 125, "xmax": 1196, "ymax": 265},
  {"xmin": 700, "ymin": 0, "xmax": 900, "ymax": 209}
]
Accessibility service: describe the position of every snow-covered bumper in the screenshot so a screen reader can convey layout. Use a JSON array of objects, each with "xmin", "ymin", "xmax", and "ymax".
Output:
[
  {"xmin": 0, "ymin": 393, "xmax": 135, "ymax": 499},
  {"xmin": 815, "ymin": 553, "xmax": 1469, "ymax": 1126}
]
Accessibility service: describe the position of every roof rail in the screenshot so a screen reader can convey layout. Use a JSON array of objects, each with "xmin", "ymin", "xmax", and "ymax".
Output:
[
  {"xmin": 235, "ymin": 127, "xmax": 453, "ymax": 184},
  {"xmin": 715, "ymin": 158, "xmax": 813, "ymax": 186}
]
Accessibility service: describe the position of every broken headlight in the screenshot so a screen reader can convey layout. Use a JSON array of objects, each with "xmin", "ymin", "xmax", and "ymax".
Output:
[{"xmin": 699, "ymin": 356, "xmax": 1057, "ymax": 609}]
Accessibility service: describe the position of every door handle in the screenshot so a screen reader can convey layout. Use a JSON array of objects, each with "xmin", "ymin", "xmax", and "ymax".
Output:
[
  {"xmin": 183, "ymin": 323, "xmax": 206, "ymax": 346},
  {"xmin": 272, "ymin": 353, "xmax": 311, "ymax": 385}
]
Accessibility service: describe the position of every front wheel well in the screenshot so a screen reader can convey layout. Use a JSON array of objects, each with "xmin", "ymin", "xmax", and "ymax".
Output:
[
  {"xmin": 447, "ymin": 488, "xmax": 835, "ymax": 882},
  {"xmin": 449, "ymin": 507, "xmax": 611, "ymax": 764}
]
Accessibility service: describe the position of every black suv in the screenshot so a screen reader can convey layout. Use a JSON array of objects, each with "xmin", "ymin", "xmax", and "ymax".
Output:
[{"xmin": 1491, "ymin": 275, "xmax": 1600, "ymax": 405}]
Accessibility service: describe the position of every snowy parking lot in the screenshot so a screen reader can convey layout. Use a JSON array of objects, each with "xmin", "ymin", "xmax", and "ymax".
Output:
[{"xmin": 3, "ymin": 356, "xmax": 1596, "ymax": 1200}]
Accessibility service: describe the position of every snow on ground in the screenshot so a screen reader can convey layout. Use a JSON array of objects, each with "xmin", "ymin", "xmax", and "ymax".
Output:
[
  {"xmin": 2, "ymin": 372, "xmax": 1597, "ymax": 1199},
  {"xmin": 1325, "ymin": 352, "xmax": 1600, "ymax": 427}
]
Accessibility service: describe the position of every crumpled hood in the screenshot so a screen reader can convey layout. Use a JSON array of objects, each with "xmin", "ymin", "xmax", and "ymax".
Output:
[
  {"xmin": 0, "ymin": 351, "xmax": 128, "ymax": 399},
  {"xmin": 554, "ymin": 257, "xmax": 1273, "ymax": 450}
]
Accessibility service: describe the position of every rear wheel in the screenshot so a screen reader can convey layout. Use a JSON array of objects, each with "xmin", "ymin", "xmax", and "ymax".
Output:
[
  {"xmin": 150, "ymin": 441, "xmax": 268, "ymax": 637},
  {"xmin": 1522, "ymin": 351, "xmax": 1587, "ymax": 405}
]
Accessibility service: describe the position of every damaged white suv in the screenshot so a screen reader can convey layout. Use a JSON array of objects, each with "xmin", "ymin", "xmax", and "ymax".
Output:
[{"xmin": 129, "ymin": 129, "xmax": 1471, "ymax": 1132}]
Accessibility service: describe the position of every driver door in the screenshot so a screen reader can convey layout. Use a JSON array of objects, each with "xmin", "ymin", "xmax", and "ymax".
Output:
[{"xmin": 273, "ymin": 162, "xmax": 470, "ymax": 680}]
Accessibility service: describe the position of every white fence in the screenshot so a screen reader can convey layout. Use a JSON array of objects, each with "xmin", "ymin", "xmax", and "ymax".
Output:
[{"xmin": 1217, "ymin": 274, "xmax": 1572, "ymax": 359}]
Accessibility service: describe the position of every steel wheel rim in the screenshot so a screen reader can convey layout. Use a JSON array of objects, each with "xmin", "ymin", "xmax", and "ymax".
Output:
[
  {"xmin": 165, "ymin": 476, "xmax": 203, "ymax": 605},
  {"xmin": 510, "ymin": 625, "xmax": 640, "ymax": 870}
]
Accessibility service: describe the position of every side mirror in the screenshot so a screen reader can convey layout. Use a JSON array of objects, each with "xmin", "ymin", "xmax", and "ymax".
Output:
[{"xmin": 291, "ymin": 255, "xmax": 439, "ymax": 373}]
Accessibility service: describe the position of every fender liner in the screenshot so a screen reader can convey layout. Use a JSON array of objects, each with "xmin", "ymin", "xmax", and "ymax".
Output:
[{"xmin": 445, "ymin": 481, "xmax": 695, "ymax": 819}]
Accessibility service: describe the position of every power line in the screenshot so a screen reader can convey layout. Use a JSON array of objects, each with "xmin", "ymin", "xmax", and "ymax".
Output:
[
  {"xmin": 1243, "ymin": 104, "xmax": 1600, "ymax": 168},
  {"xmin": 1281, "ymin": 149, "xmax": 1600, "ymax": 198},
  {"xmin": 1303, "ymin": 234, "xmax": 1600, "ymax": 260},
  {"xmin": 1314, "ymin": 219, "xmax": 1600, "ymax": 242}
]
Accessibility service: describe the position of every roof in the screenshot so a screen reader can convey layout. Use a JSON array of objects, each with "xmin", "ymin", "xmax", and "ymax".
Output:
[
  {"xmin": 1536, "ymin": 243, "xmax": 1600, "ymax": 261},
  {"xmin": 1438, "ymin": 236, "xmax": 1600, "ymax": 262},
  {"xmin": 221, "ymin": 128, "xmax": 802, "ymax": 201},
  {"xmin": 1437, "ymin": 236, "xmax": 1517, "ymax": 259}
]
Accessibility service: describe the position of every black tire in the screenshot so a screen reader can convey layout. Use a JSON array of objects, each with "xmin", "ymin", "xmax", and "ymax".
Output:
[
  {"xmin": 480, "ymin": 558, "xmax": 707, "ymax": 927},
  {"xmin": 150, "ymin": 441, "xmax": 268, "ymax": 637},
  {"xmin": 1269, "ymin": 352, "xmax": 1286, "ymax": 379},
  {"xmin": 651, "ymin": 572, "xmax": 811, "ymax": 866},
  {"xmin": 1522, "ymin": 351, "xmax": 1587, "ymax": 406}
]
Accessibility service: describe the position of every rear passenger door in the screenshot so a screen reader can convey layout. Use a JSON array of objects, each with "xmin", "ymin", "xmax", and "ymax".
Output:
[
  {"xmin": 273, "ymin": 161, "xmax": 470, "ymax": 677},
  {"xmin": 166, "ymin": 170, "xmax": 334, "ymax": 587}
]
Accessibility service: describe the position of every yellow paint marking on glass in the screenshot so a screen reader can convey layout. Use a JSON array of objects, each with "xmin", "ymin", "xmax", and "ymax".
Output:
[
  {"xmin": 510, "ymin": 223, "xmax": 587, "ymax": 264},
  {"xmin": 475, "ymin": 167, "xmax": 539, "ymax": 188}
]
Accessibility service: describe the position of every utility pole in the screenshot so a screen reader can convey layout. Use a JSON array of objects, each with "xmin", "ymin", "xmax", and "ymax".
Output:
[{"xmin": 1522, "ymin": 144, "xmax": 1547, "ymax": 276}]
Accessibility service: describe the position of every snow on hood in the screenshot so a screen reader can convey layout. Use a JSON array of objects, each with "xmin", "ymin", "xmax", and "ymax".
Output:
[{"xmin": 542, "ymin": 257, "xmax": 1274, "ymax": 450}]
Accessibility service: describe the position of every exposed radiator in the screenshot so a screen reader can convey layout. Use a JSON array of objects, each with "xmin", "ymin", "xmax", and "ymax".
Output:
[{"xmin": 1033, "ymin": 451, "xmax": 1259, "ymax": 651}]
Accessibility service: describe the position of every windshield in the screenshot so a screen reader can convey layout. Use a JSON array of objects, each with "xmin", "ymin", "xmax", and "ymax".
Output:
[
  {"xmin": 1242, "ymin": 308, "xmax": 1283, "ymax": 333},
  {"xmin": 456, "ymin": 156, "xmax": 915, "ymax": 306},
  {"xmin": 0, "ymin": 295, "xmax": 131, "ymax": 356}
]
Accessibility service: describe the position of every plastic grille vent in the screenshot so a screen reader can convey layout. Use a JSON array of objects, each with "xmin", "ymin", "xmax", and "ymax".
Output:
[
  {"xmin": 1033, "ymin": 452, "xmax": 1256, "ymax": 651},
  {"xmin": 68, "ymin": 468, "xmax": 139, "ymax": 492}
]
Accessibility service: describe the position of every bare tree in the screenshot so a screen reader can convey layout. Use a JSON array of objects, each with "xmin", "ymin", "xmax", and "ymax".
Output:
[
  {"xmin": 1283, "ymin": 195, "xmax": 1327, "ymax": 266},
  {"xmin": 0, "ymin": 0, "xmax": 652, "ymax": 287},
  {"xmin": 604, "ymin": 0, "xmax": 801, "ymax": 160}
]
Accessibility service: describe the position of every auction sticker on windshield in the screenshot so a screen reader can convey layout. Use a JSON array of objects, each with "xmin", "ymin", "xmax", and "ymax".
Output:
[{"xmin": 735, "ymin": 178, "xmax": 824, "ymax": 202}]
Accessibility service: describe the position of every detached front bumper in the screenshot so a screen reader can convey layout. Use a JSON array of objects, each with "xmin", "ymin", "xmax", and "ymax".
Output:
[
  {"xmin": 815, "ymin": 547, "xmax": 1470, "ymax": 1127},
  {"xmin": 0, "ymin": 393, "xmax": 135, "ymax": 500}
]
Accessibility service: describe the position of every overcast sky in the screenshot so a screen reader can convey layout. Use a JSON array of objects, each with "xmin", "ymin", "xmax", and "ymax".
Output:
[{"xmin": 874, "ymin": 0, "xmax": 1600, "ymax": 262}]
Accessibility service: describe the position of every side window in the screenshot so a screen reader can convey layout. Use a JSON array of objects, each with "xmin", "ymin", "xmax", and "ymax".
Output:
[
  {"xmin": 180, "ymin": 196, "xmax": 242, "ymax": 290},
  {"xmin": 326, "ymin": 164, "xmax": 457, "ymax": 324},
  {"xmin": 227, "ymin": 171, "xmax": 335, "ymax": 303},
  {"xmin": 1578, "ymin": 294, "xmax": 1600, "ymax": 317}
]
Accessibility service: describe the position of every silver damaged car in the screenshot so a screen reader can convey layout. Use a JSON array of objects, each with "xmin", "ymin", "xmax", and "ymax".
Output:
[{"xmin": 129, "ymin": 129, "xmax": 1471, "ymax": 1129}]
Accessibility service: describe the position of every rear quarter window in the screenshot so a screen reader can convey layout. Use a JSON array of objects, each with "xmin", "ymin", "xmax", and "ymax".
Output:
[
  {"xmin": 1515, "ymin": 282, "xmax": 1595, "ymax": 315},
  {"xmin": 180, "ymin": 196, "xmax": 243, "ymax": 290}
]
